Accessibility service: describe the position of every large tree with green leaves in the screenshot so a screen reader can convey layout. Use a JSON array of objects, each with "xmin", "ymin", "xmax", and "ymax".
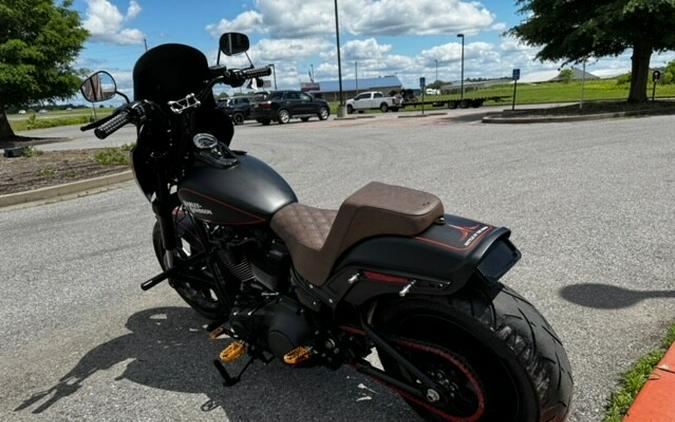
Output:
[
  {"xmin": 0, "ymin": 0, "xmax": 87, "ymax": 142},
  {"xmin": 511, "ymin": 0, "xmax": 675, "ymax": 103}
]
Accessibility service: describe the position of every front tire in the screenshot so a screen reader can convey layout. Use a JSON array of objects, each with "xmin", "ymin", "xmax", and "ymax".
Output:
[
  {"xmin": 318, "ymin": 106, "xmax": 330, "ymax": 120},
  {"xmin": 380, "ymin": 103, "xmax": 389, "ymax": 112},
  {"xmin": 152, "ymin": 220, "xmax": 232, "ymax": 321},
  {"xmin": 231, "ymin": 112, "xmax": 245, "ymax": 125},
  {"xmin": 375, "ymin": 281, "xmax": 573, "ymax": 422},
  {"xmin": 277, "ymin": 108, "xmax": 291, "ymax": 124}
]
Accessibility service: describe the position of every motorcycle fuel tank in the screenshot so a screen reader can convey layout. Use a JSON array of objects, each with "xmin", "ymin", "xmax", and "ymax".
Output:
[{"xmin": 178, "ymin": 154, "xmax": 297, "ymax": 225}]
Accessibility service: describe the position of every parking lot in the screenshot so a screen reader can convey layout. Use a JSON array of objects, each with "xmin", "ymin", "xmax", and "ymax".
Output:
[{"xmin": 1, "ymin": 111, "xmax": 674, "ymax": 421}]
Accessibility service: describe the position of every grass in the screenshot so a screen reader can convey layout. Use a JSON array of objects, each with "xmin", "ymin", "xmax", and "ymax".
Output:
[
  {"xmin": 603, "ymin": 323, "xmax": 675, "ymax": 422},
  {"xmin": 328, "ymin": 79, "xmax": 675, "ymax": 113},
  {"xmin": 22, "ymin": 146, "xmax": 44, "ymax": 158},
  {"xmin": 9, "ymin": 109, "xmax": 114, "ymax": 132},
  {"xmin": 94, "ymin": 144, "xmax": 135, "ymax": 166}
]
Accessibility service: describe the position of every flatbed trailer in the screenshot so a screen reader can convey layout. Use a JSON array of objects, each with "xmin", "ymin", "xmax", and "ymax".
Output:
[{"xmin": 400, "ymin": 95, "xmax": 511, "ymax": 110}]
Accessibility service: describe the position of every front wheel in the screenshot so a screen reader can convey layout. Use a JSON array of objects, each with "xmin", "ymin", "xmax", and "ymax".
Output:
[
  {"xmin": 375, "ymin": 281, "xmax": 573, "ymax": 422},
  {"xmin": 277, "ymin": 108, "xmax": 291, "ymax": 124},
  {"xmin": 152, "ymin": 220, "xmax": 232, "ymax": 321},
  {"xmin": 380, "ymin": 103, "xmax": 389, "ymax": 112},
  {"xmin": 318, "ymin": 106, "xmax": 330, "ymax": 120}
]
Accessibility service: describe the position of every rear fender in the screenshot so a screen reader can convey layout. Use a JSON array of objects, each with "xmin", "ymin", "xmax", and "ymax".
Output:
[{"xmin": 322, "ymin": 214, "xmax": 521, "ymax": 307}]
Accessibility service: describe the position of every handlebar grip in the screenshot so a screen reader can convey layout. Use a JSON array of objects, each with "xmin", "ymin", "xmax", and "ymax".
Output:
[
  {"xmin": 94, "ymin": 110, "xmax": 130, "ymax": 139},
  {"xmin": 240, "ymin": 66, "xmax": 273, "ymax": 79}
]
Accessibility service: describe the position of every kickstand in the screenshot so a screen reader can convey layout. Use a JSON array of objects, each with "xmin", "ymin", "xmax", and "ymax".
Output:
[{"xmin": 213, "ymin": 356, "xmax": 255, "ymax": 387}]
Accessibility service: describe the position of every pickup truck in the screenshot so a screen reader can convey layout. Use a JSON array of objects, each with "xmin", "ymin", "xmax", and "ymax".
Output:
[{"xmin": 345, "ymin": 91, "xmax": 402, "ymax": 113}]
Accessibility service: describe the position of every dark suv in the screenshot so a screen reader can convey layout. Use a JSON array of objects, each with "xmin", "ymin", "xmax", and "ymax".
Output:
[
  {"xmin": 251, "ymin": 91, "xmax": 330, "ymax": 125},
  {"xmin": 217, "ymin": 93, "xmax": 268, "ymax": 125}
]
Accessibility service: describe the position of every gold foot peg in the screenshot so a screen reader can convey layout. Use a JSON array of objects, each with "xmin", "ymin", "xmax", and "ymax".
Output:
[
  {"xmin": 209, "ymin": 326, "xmax": 227, "ymax": 341},
  {"xmin": 283, "ymin": 346, "xmax": 313, "ymax": 366},
  {"xmin": 220, "ymin": 341, "xmax": 247, "ymax": 363}
]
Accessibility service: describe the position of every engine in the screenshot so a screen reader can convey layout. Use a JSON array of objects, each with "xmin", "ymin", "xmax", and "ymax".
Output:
[{"xmin": 215, "ymin": 227, "xmax": 313, "ymax": 360}]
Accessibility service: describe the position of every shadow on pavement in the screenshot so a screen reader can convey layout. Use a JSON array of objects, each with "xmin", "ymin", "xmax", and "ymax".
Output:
[
  {"xmin": 559, "ymin": 283, "xmax": 675, "ymax": 309},
  {"xmin": 14, "ymin": 306, "xmax": 413, "ymax": 421}
]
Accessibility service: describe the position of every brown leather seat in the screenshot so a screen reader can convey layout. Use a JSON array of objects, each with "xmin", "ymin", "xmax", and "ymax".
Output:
[{"xmin": 271, "ymin": 182, "xmax": 444, "ymax": 285}]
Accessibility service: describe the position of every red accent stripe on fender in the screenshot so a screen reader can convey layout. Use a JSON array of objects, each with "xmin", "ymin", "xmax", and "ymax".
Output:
[{"xmin": 363, "ymin": 271, "xmax": 409, "ymax": 284}]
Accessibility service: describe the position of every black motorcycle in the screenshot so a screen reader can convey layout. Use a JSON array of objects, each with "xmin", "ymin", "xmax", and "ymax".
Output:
[{"xmin": 80, "ymin": 33, "xmax": 573, "ymax": 421}]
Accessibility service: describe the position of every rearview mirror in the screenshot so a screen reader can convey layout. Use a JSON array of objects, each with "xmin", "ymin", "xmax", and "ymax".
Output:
[
  {"xmin": 220, "ymin": 32, "xmax": 250, "ymax": 56},
  {"xmin": 80, "ymin": 71, "xmax": 117, "ymax": 103}
]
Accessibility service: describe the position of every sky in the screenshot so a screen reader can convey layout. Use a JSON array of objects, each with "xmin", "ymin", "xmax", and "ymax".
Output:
[{"xmin": 72, "ymin": 0, "xmax": 675, "ymax": 97}]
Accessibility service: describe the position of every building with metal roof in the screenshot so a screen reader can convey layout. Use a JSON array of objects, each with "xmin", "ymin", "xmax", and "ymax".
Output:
[{"xmin": 301, "ymin": 76, "xmax": 403, "ymax": 101}]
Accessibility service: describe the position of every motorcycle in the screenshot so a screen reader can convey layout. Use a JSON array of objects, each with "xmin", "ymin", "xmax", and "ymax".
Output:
[{"xmin": 80, "ymin": 32, "xmax": 573, "ymax": 421}]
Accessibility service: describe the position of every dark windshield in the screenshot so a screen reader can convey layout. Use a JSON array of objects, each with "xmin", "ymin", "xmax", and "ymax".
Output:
[
  {"xmin": 269, "ymin": 92, "xmax": 283, "ymax": 100},
  {"xmin": 133, "ymin": 44, "xmax": 210, "ymax": 104}
]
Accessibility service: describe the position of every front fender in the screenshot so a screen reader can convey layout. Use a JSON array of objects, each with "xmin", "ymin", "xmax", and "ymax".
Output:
[{"xmin": 324, "ymin": 214, "xmax": 521, "ymax": 307}]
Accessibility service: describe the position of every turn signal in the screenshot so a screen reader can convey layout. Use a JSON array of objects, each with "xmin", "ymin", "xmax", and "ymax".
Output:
[
  {"xmin": 283, "ymin": 346, "xmax": 313, "ymax": 366},
  {"xmin": 219, "ymin": 341, "xmax": 247, "ymax": 363}
]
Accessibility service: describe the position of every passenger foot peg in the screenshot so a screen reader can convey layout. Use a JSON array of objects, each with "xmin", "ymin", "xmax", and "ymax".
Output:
[
  {"xmin": 283, "ymin": 346, "xmax": 313, "ymax": 366},
  {"xmin": 220, "ymin": 341, "xmax": 247, "ymax": 363}
]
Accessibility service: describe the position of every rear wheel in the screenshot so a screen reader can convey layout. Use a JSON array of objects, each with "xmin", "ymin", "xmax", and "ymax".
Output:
[
  {"xmin": 277, "ymin": 109, "xmax": 291, "ymax": 124},
  {"xmin": 318, "ymin": 106, "xmax": 330, "ymax": 120},
  {"xmin": 380, "ymin": 103, "xmax": 389, "ymax": 112},
  {"xmin": 152, "ymin": 220, "xmax": 232, "ymax": 321},
  {"xmin": 347, "ymin": 105, "xmax": 354, "ymax": 114},
  {"xmin": 375, "ymin": 281, "xmax": 573, "ymax": 422}
]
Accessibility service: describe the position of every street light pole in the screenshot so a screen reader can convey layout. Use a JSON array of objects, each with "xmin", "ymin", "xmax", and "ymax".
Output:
[
  {"xmin": 457, "ymin": 34, "xmax": 465, "ymax": 100},
  {"xmin": 355, "ymin": 61, "xmax": 358, "ymax": 94},
  {"xmin": 435, "ymin": 59, "xmax": 438, "ymax": 84},
  {"xmin": 269, "ymin": 63, "xmax": 277, "ymax": 90},
  {"xmin": 334, "ymin": 0, "xmax": 344, "ymax": 113}
]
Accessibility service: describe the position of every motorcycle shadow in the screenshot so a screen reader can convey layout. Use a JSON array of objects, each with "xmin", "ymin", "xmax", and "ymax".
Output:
[
  {"xmin": 559, "ymin": 283, "xmax": 675, "ymax": 309},
  {"xmin": 14, "ymin": 306, "xmax": 415, "ymax": 421}
]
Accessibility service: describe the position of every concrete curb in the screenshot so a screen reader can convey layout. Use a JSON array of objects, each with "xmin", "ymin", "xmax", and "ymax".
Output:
[
  {"xmin": 482, "ymin": 107, "xmax": 675, "ymax": 124},
  {"xmin": 334, "ymin": 115, "xmax": 377, "ymax": 121},
  {"xmin": 624, "ymin": 340, "xmax": 675, "ymax": 421},
  {"xmin": 0, "ymin": 170, "xmax": 134, "ymax": 209}
]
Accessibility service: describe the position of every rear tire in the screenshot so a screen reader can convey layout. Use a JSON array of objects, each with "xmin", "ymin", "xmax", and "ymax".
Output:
[
  {"xmin": 318, "ymin": 106, "xmax": 330, "ymax": 120},
  {"xmin": 347, "ymin": 105, "xmax": 354, "ymax": 114},
  {"xmin": 380, "ymin": 103, "xmax": 389, "ymax": 112},
  {"xmin": 375, "ymin": 281, "xmax": 573, "ymax": 422}
]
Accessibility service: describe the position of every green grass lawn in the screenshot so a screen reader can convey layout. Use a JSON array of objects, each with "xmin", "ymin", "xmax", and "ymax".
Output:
[
  {"xmin": 9, "ymin": 108, "xmax": 114, "ymax": 132},
  {"xmin": 329, "ymin": 78, "xmax": 675, "ymax": 112}
]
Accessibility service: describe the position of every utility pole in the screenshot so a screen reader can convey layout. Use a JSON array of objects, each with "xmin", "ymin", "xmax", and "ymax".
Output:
[
  {"xmin": 143, "ymin": 38, "xmax": 148, "ymax": 52},
  {"xmin": 310, "ymin": 64, "xmax": 314, "ymax": 82},
  {"xmin": 457, "ymin": 34, "xmax": 465, "ymax": 100},
  {"xmin": 355, "ymin": 61, "xmax": 358, "ymax": 94},
  {"xmin": 334, "ymin": 0, "xmax": 344, "ymax": 114},
  {"xmin": 435, "ymin": 59, "xmax": 438, "ymax": 84}
]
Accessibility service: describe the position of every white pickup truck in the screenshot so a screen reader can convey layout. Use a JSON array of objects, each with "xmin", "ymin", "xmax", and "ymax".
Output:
[{"xmin": 346, "ymin": 91, "xmax": 402, "ymax": 113}]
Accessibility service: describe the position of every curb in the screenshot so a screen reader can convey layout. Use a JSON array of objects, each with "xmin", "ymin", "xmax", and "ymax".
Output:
[
  {"xmin": 0, "ymin": 170, "xmax": 134, "ymax": 209},
  {"xmin": 334, "ymin": 115, "xmax": 377, "ymax": 121},
  {"xmin": 624, "ymin": 340, "xmax": 675, "ymax": 422},
  {"xmin": 482, "ymin": 107, "xmax": 675, "ymax": 124}
]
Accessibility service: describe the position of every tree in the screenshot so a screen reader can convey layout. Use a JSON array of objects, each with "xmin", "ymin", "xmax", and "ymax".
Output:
[
  {"xmin": 0, "ymin": 0, "xmax": 87, "ymax": 142},
  {"xmin": 510, "ymin": 0, "xmax": 675, "ymax": 103}
]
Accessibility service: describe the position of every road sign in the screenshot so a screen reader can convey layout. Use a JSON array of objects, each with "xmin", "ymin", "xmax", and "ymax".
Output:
[
  {"xmin": 419, "ymin": 77, "xmax": 426, "ymax": 89},
  {"xmin": 512, "ymin": 69, "xmax": 521, "ymax": 81},
  {"xmin": 653, "ymin": 70, "xmax": 661, "ymax": 82}
]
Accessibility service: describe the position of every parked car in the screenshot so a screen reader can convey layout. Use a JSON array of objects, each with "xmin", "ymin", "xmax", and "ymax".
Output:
[
  {"xmin": 17, "ymin": 110, "xmax": 26, "ymax": 115},
  {"xmin": 345, "ymin": 91, "xmax": 402, "ymax": 114},
  {"xmin": 425, "ymin": 88, "xmax": 441, "ymax": 96},
  {"xmin": 217, "ymin": 95, "xmax": 265, "ymax": 125},
  {"xmin": 250, "ymin": 90, "xmax": 330, "ymax": 125}
]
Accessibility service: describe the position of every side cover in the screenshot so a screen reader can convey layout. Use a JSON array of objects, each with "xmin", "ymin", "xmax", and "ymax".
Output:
[{"xmin": 295, "ymin": 214, "xmax": 521, "ymax": 309}]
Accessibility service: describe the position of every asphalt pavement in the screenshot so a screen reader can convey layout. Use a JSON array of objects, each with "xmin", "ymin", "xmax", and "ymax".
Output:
[{"xmin": 1, "ymin": 111, "xmax": 674, "ymax": 421}]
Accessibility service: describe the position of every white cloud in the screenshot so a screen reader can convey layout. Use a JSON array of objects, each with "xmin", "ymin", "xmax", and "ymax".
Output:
[
  {"xmin": 206, "ymin": 0, "xmax": 495, "ymax": 39},
  {"xmin": 126, "ymin": 0, "xmax": 142, "ymax": 20},
  {"xmin": 83, "ymin": 0, "xmax": 145, "ymax": 45}
]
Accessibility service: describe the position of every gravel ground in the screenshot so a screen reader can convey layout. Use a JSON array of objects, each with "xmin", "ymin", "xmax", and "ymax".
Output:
[{"xmin": 1, "ymin": 111, "xmax": 674, "ymax": 421}]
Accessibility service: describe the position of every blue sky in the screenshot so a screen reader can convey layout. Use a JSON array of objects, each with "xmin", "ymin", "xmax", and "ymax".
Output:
[{"xmin": 72, "ymin": 0, "xmax": 674, "ymax": 96}]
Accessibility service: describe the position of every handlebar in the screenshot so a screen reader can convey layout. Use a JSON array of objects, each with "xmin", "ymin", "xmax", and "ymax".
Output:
[
  {"xmin": 94, "ymin": 110, "xmax": 131, "ymax": 139},
  {"xmin": 237, "ymin": 66, "xmax": 272, "ymax": 80}
]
